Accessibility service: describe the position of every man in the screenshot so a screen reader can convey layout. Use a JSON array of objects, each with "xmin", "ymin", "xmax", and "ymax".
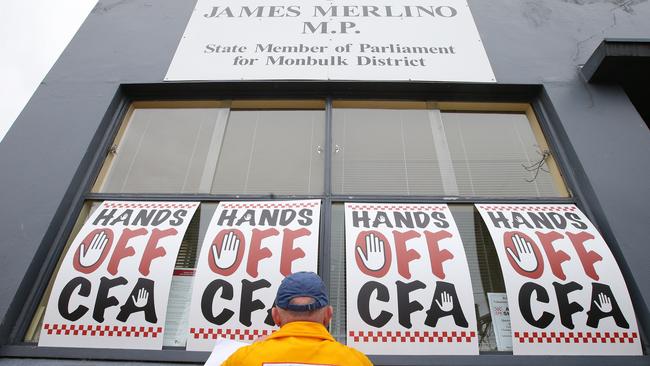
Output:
[{"xmin": 221, "ymin": 271, "xmax": 373, "ymax": 366}]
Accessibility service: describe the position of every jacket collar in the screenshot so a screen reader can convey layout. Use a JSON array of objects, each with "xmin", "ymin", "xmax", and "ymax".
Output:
[{"xmin": 267, "ymin": 321, "xmax": 335, "ymax": 342}]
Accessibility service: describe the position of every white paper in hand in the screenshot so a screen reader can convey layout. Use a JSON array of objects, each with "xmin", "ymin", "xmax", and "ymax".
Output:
[{"xmin": 204, "ymin": 337, "xmax": 248, "ymax": 366}]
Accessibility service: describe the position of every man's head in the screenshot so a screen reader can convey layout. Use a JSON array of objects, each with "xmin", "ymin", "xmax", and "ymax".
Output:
[{"xmin": 272, "ymin": 271, "xmax": 333, "ymax": 327}]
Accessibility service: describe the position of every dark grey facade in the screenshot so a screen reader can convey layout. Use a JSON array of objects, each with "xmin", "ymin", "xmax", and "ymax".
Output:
[{"xmin": 0, "ymin": 0, "xmax": 648, "ymax": 365}]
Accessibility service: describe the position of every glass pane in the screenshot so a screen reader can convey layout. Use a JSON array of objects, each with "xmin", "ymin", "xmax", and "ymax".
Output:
[
  {"xmin": 333, "ymin": 107, "xmax": 567, "ymax": 198},
  {"xmin": 450, "ymin": 205, "xmax": 508, "ymax": 353},
  {"xmin": 211, "ymin": 109, "xmax": 325, "ymax": 195},
  {"xmin": 443, "ymin": 112, "xmax": 565, "ymax": 197},
  {"xmin": 163, "ymin": 203, "xmax": 218, "ymax": 348},
  {"xmin": 330, "ymin": 203, "xmax": 346, "ymax": 343},
  {"xmin": 98, "ymin": 108, "xmax": 227, "ymax": 193},
  {"xmin": 332, "ymin": 108, "xmax": 444, "ymax": 195}
]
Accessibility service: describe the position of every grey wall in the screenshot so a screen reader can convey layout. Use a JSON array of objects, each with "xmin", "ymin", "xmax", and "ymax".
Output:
[
  {"xmin": 0, "ymin": 0, "xmax": 648, "ymax": 364},
  {"xmin": 0, "ymin": 0, "xmax": 196, "ymax": 345},
  {"xmin": 471, "ymin": 0, "xmax": 650, "ymax": 343}
]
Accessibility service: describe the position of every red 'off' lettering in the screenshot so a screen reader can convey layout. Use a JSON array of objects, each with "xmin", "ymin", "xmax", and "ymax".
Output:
[
  {"xmin": 280, "ymin": 228, "xmax": 310, "ymax": 276},
  {"xmin": 72, "ymin": 227, "xmax": 177, "ymax": 276},
  {"xmin": 354, "ymin": 229, "xmax": 454, "ymax": 279},
  {"xmin": 537, "ymin": 231, "xmax": 570, "ymax": 280},
  {"xmin": 208, "ymin": 228, "xmax": 311, "ymax": 278},
  {"xmin": 139, "ymin": 228, "xmax": 177, "ymax": 275},
  {"xmin": 567, "ymin": 231, "xmax": 602, "ymax": 281},
  {"xmin": 246, "ymin": 228, "xmax": 277, "ymax": 277},
  {"xmin": 504, "ymin": 230, "xmax": 603, "ymax": 280}
]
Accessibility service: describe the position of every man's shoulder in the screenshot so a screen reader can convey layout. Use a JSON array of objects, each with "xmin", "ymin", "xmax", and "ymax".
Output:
[
  {"xmin": 316, "ymin": 339, "xmax": 373, "ymax": 365},
  {"xmin": 221, "ymin": 341, "xmax": 261, "ymax": 364},
  {"xmin": 222, "ymin": 338, "xmax": 373, "ymax": 366}
]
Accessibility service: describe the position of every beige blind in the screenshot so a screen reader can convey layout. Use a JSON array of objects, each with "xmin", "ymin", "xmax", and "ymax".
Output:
[
  {"xmin": 332, "ymin": 108, "xmax": 445, "ymax": 195},
  {"xmin": 211, "ymin": 109, "xmax": 326, "ymax": 195},
  {"xmin": 332, "ymin": 107, "xmax": 567, "ymax": 198},
  {"xmin": 98, "ymin": 108, "xmax": 229, "ymax": 194},
  {"xmin": 442, "ymin": 112, "xmax": 563, "ymax": 197}
]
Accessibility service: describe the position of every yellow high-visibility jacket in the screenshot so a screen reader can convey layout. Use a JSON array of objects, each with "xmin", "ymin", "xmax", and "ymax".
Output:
[{"xmin": 221, "ymin": 321, "xmax": 373, "ymax": 366}]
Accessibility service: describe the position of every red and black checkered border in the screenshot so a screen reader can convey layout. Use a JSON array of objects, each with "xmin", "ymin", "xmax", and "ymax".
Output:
[
  {"xmin": 221, "ymin": 202, "xmax": 319, "ymax": 209},
  {"xmin": 103, "ymin": 202, "xmax": 199, "ymax": 209},
  {"xmin": 514, "ymin": 331, "xmax": 638, "ymax": 344},
  {"xmin": 477, "ymin": 205, "xmax": 576, "ymax": 212},
  {"xmin": 347, "ymin": 204, "xmax": 447, "ymax": 212},
  {"xmin": 190, "ymin": 327, "xmax": 273, "ymax": 341},
  {"xmin": 43, "ymin": 323, "xmax": 163, "ymax": 338},
  {"xmin": 348, "ymin": 330, "xmax": 476, "ymax": 343}
]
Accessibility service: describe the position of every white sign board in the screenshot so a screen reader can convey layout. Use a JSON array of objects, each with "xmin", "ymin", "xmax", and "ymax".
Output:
[
  {"xmin": 345, "ymin": 203, "xmax": 478, "ymax": 355},
  {"xmin": 187, "ymin": 200, "xmax": 321, "ymax": 351},
  {"xmin": 162, "ymin": 269, "xmax": 195, "ymax": 347},
  {"xmin": 166, "ymin": 0, "xmax": 495, "ymax": 82},
  {"xmin": 476, "ymin": 204, "xmax": 642, "ymax": 355},
  {"xmin": 487, "ymin": 292, "xmax": 512, "ymax": 351},
  {"xmin": 39, "ymin": 201, "xmax": 199, "ymax": 349}
]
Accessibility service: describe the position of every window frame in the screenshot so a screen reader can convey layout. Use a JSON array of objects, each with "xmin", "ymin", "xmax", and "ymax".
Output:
[
  {"xmin": 91, "ymin": 100, "xmax": 232, "ymax": 194},
  {"xmin": 6, "ymin": 82, "xmax": 626, "ymax": 366},
  {"xmin": 330, "ymin": 101, "xmax": 569, "ymax": 198}
]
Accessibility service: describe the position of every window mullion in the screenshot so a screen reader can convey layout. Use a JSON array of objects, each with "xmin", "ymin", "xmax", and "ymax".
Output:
[
  {"xmin": 321, "ymin": 97, "xmax": 335, "ymax": 339},
  {"xmin": 427, "ymin": 106, "xmax": 460, "ymax": 196},
  {"xmin": 325, "ymin": 98, "xmax": 333, "ymax": 196},
  {"xmin": 199, "ymin": 105, "xmax": 230, "ymax": 192}
]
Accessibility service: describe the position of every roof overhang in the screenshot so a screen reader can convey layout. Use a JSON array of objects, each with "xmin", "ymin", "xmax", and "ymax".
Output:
[{"xmin": 582, "ymin": 38, "xmax": 650, "ymax": 83}]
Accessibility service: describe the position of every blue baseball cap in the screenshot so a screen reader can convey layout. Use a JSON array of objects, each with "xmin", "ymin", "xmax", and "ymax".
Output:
[{"xmin": 275, "ymin": 271, "xmax": 329, "ymax": 312}]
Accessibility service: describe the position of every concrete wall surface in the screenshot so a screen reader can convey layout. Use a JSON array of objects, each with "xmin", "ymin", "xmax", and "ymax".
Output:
[{"xmin": 0, "ymin": 0, "xmax": 648, "ymax": 363}]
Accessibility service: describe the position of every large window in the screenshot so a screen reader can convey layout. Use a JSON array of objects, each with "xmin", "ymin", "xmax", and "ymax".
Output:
[
  {"xmin": 332, "ymin": 101, "xmax": 566, "ymax": 197},
  {"xmin": 25, "ymin": 100, "xmax": 571, "ymax": 357},
  {"xmin": 94, "ymin": 101, "xmax": 325, "ymax": 195}
]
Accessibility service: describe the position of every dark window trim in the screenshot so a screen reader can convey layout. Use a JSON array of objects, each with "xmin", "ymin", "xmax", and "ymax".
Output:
[
  {"xmin": 82, "ymin": 193, "xmax": 575, "ymax": 203},
  {"xmin": 533, "ymin": 88, "xmax": 650, "ymax": 352},
  {"xmin": 9, "ymin": 81, "xmax": 645, "ymax": 364},
  {"xmin": 0, "ymin": 345, "xmax": 648, "ymax": 365},
  {"xmin": 7, "ymin": 92, "xmax": 132, "ymax": 345},
  {"xmin": 581, "ymin": 38, "xmax": 650, "ymax": 83}
]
